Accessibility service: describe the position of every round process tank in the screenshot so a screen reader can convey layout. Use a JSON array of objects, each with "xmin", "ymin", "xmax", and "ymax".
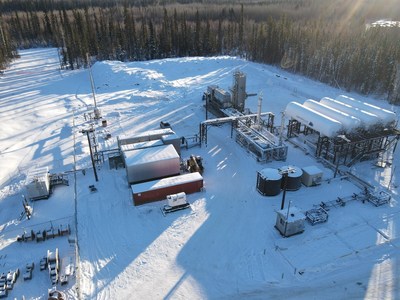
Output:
[
  {"xmin": 279, "ymin": 165, "xmax": 303, "ymax": 191},
  {"xmin": 303, "ymin": 99, "xmax": 362, "ymax": 131},
  {"xmin": 336, "ymin": 95, "xmax": 397, "ymax": 128},
  {"xmin": 257, "ymin": 168, "xmax": 282, "ymax": 196}
]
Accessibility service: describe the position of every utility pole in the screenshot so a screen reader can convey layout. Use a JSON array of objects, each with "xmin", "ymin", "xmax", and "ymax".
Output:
[
  {"xmin": 81, "ymin": 128, "xmax": 98, "ymax": 182},
  {"xmin": 280, "ymin": 167, "xmax": 295, "ymax": 210},
  {"xmin": 87, "ymin": 53, "xmax": 101, "ymax": 119}
]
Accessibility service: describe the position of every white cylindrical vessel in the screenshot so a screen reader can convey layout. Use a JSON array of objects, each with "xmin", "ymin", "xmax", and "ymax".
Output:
[
  {"xmin": 320, "ymin": 97, "xmax": 380, "ymax": 130},
  {"xmin": 285, "ymin": 101, "xmax": 343, "ymax": 138},
  {"xmin": 336, "ymin": 95, "xmax": 397, "ymax": 128},
  {"xmin": 304, "ymin": 99, "xmax": 361, "ymax": 131}
]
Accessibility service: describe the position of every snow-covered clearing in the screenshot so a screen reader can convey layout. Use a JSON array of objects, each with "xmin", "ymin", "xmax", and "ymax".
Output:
[{"xmin": 0, "ymin": 48, "xmax": 399, "ymax": 299}]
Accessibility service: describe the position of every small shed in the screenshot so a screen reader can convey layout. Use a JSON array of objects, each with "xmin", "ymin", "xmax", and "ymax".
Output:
[
  {"xmin": 301, "ymin": 166, "xmax": 323, "ymax": 187},
  {"xmin": 124, "ymin": 144, "xmax": 180, "ymax": 184},
  {"xmin": 131, "ymin": 172, "xmax": 203, "ymax": 205},
  {"xmin": 25, "ymin": 167, "xmax": 50, "ymax": 200},
  {"xmin": 275, "ymin": 206, "xmax": 305, "ymax": 237}
]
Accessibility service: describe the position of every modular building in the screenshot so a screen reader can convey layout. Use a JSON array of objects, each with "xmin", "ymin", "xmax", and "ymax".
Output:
[
  {"xmin": 124, "ymin": 144, "xmax": 180, "ymax": 184},
  {"xmin": 275, "ymin": 206, "xmax": 306, "ymax": 237},
  {"xmin": 301, "ymin": 166, "xmax": 323, "ymax": 187},
  {"xmin": 131, "ymin": 172, "xmax": 204, "ymax": 205},
  {"xmin": 25, "ymin": 167, "xmax": 51, "ymax": 200}
]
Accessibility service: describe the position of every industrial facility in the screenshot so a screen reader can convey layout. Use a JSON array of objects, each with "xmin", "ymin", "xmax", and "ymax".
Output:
[
  {"xmin": 202, "ymin": 71, "xmax": 288, "ymax": 162},
  {"xmin": 114, "ymin": 128, "xmax": 204, "ymax": 206},
  {"xmin": 285, "ymin": 95, "xmax": 399, "ymax": 167}
]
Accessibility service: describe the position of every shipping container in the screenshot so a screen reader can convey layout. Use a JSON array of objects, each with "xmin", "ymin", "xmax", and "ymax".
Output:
[
  {"xmin": 124, "ymin": 144, "xmax": 180, "ymax": 184},
  {"xmin": 131, "ymin": 172, "xmax": 204, "ymax": 205}
]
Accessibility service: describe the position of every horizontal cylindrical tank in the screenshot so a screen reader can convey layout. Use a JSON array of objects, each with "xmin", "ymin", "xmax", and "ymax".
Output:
[
  {"xmin": 279, "ymin": 165, "xmax": 303, "ymax": 191},
  {"xmin": 285, "ymin": 101, "xmax": 343, "ymax": 138},
  {"xmin": 336, "ymin": 95, "xmax": 397, "ymax": 128},
  {"xmin": 256, "ymin": 168, "xmax": 282, "ymax": 196},
  {"xmin": 320, "ymin": 97, "xmax": 380, "ymax": 130},
  {"xmin": 303, "ymin": 99, "xmax": 361, "ymax": 131}
]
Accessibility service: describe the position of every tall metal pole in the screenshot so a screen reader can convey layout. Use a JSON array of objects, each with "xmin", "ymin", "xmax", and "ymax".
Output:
[
  {"xmin": 83, "ymin": 129, "xmax": 98, "ymax": 182},
  {"xmin": 280, "ymin": 173, "xmax": 288, "ymax": 210},
  {"xmin": 87, "ymin": 53, "xmax": 97, "ymax": 108}
]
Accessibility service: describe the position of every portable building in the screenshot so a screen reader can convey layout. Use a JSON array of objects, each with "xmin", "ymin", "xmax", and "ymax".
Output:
[
  {"xmin": 301, "ymin": 166, "xmax": 323, "ymax": 187},
  {"xmin": 118, "ymin": 128, "xmax": 175, "ymax": 147},
  {"xmin": 131, "ymin": 172, "xmax": 204, "ymax": 205},
  {"xmin": 124, "ymin": 144, "xmax": 180, "ymax": 184},
  {"xmin": 275, "ymin": 206, "xmax": 305, "ymax": 237},
  {"xmin": 25, "ymin": 167, "xmax": 51, "ymax": 200}
]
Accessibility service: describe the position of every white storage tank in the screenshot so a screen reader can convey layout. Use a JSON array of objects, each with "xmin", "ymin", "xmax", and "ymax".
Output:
[
  {"xmin": 285, "ymin": 102, "xmax": 343, "ymax": 138},
  {"xmin": 124, "ymin": 144, "xmax": 181, "ymax": 184},
  {"xmin": 301, "ymin": 165, "xmax": 323, "ymax": 187},
  {"xmin": 336, "ymin": 95, "xmax": 397, "ymax": 128},
  {"xmin": 26, "ymin": 167, "xmax": 50, "ymax": 200},
  {"xmin": 303, "ymin": 99, "xmax": 361, "ymax": 131},
  {"xmin": 320, "ymin": 97, "xmax": 380, "ymax": 130}
]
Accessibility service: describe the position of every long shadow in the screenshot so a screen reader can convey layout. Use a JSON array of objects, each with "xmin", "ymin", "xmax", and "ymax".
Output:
[{"xmin": 172, "ymin": 138, "xmax": 400, "ymax": 299}]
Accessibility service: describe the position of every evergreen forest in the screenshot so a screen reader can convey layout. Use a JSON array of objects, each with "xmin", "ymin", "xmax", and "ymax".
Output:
[{"xmin": 1, "ymin": 0, "xmax": 400, "ymax": 103}]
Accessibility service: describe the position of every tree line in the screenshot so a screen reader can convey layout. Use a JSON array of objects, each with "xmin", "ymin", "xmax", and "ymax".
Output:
[{"xmin": 0, "ymin": 0, "xmax": 400, "ymax": 103}]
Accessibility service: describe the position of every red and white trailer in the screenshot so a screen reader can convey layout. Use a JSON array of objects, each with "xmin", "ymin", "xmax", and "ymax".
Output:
[{"xmin": 131, "ymin": 172, "xmax": 204, "ymax": 206}]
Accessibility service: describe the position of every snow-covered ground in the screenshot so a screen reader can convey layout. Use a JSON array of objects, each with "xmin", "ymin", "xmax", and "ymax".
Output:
[{"xmin": 0, "ymin": 48, "xmax": 399, "ymax": 299}]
